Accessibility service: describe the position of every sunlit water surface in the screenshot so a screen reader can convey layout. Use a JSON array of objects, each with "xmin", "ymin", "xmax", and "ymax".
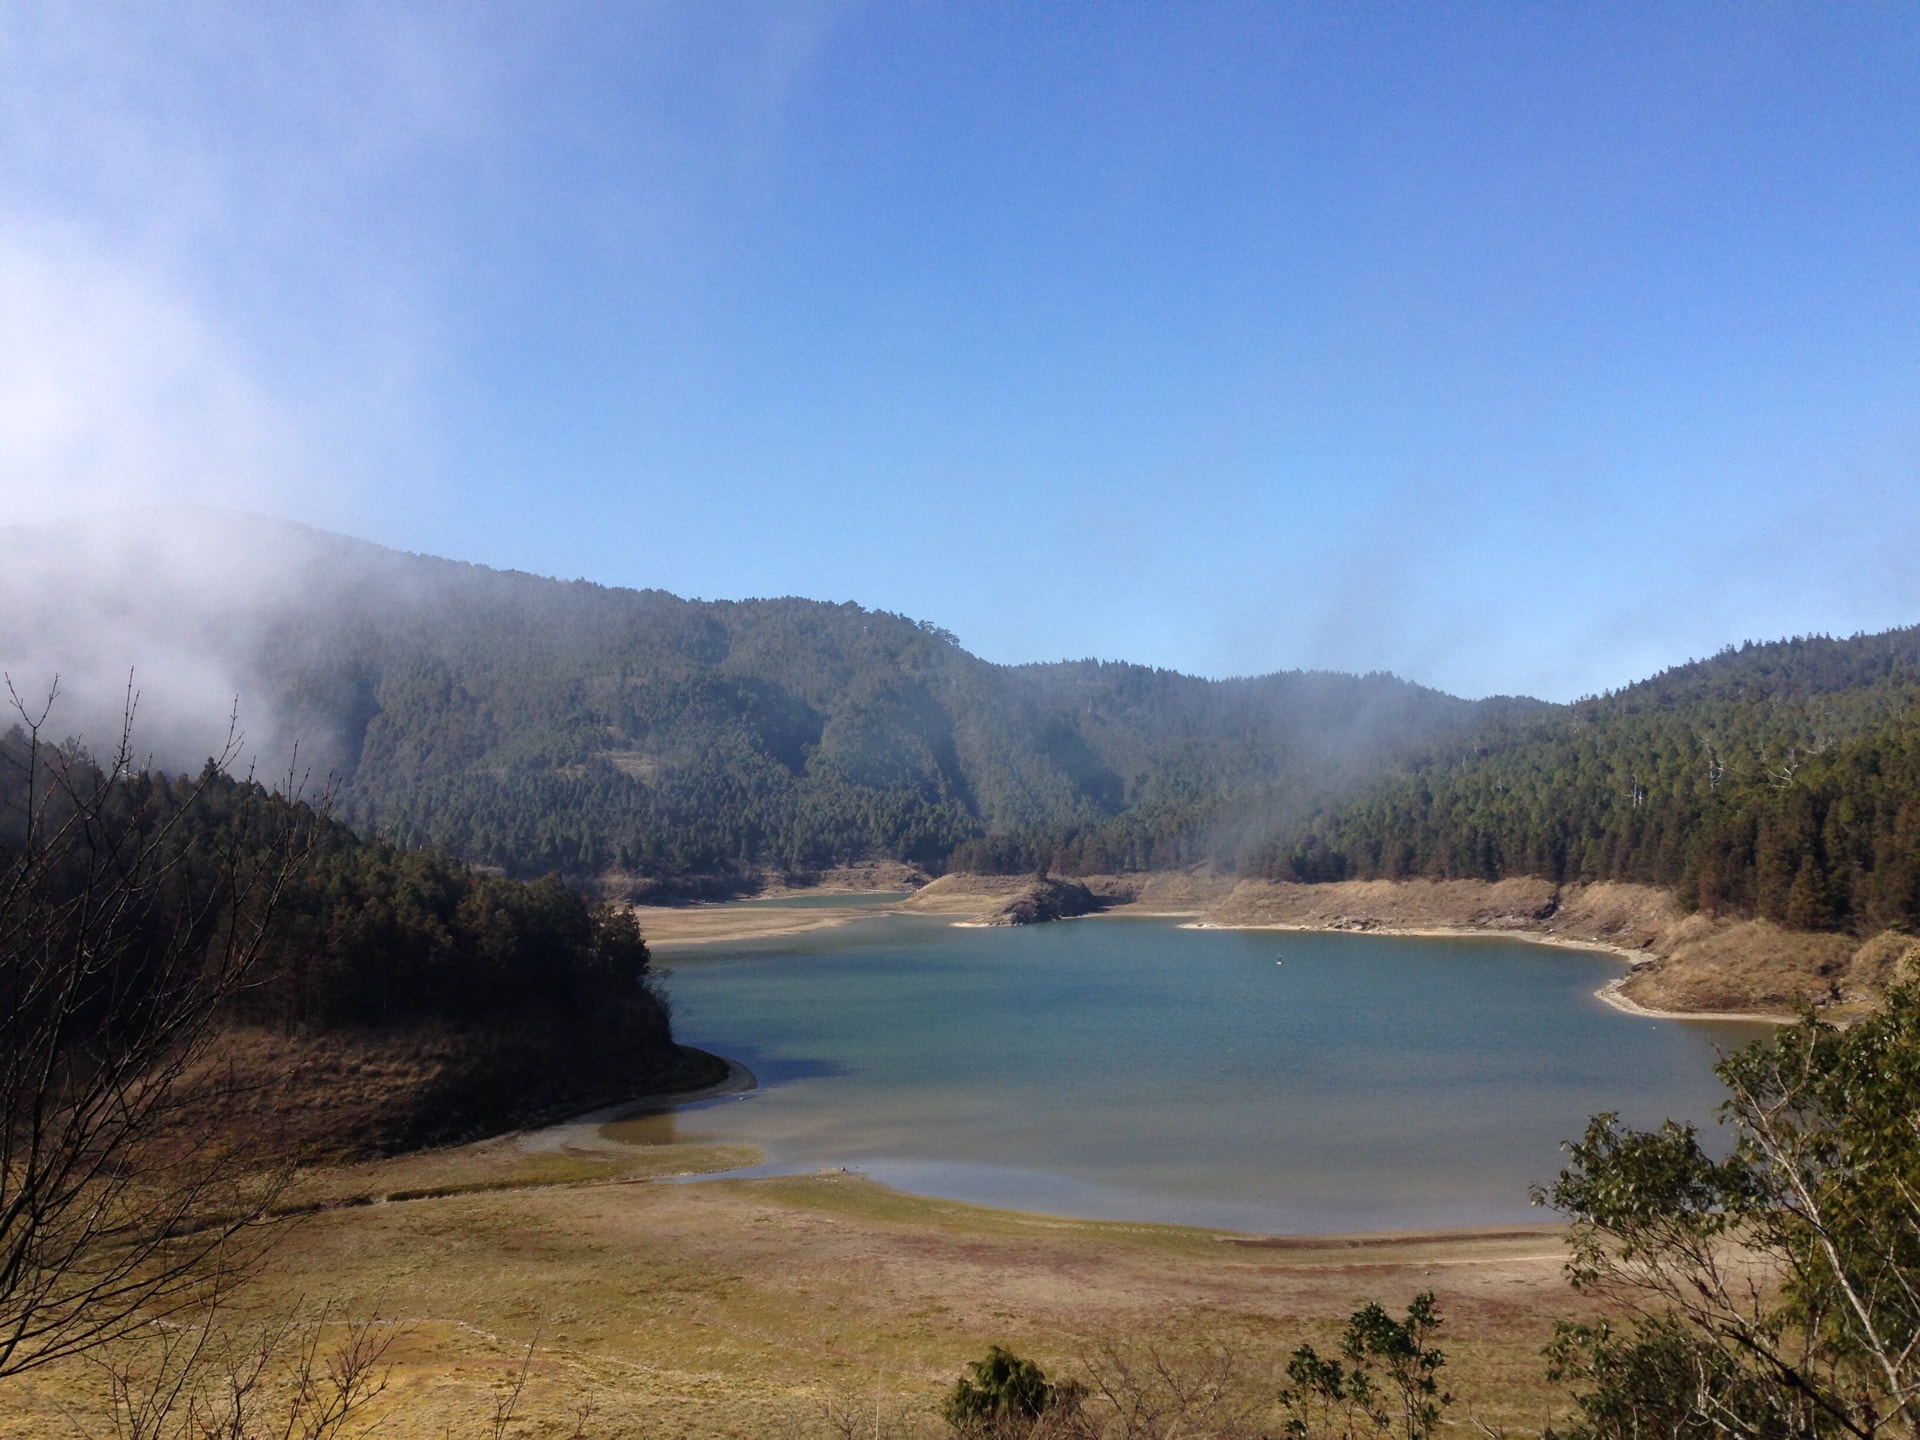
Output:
[{"xmin": 634, "ymin": 914, "xmax": 1768, "ymax": 1233}]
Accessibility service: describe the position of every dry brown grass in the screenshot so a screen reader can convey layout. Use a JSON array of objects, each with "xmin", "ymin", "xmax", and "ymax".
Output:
[
  {"xmin": 899, "ymin": 875, "xmax": 1037, "ymax": 916},
  {"xmin": 54, "ymin": 875, "xmax": 1862, "ymax": 1431},
  {"xmin": 760, "ymin": 862, "xmax": 933, "ymax": 895},
  {"xmin": 0, "ymin": 1130, "xmax": 1600, "ymax": 1440},
  {"xmin": 634, "ymin": 905, "xmax": 886, "ymax": 946},
  {"xmin": 1546, "ymin": 882, "xmax": 1690, "ymax": 950},
  {"xmin": 1094, "ymin": 872, "xmax": 1240, "ymax": 915},
  {"xmin": 1620, "ymin": 917, "xmax": 1896, "ymax": 1018},
  {"xmin": 1200, "ymin": 877, "xmax": 1564, "ymax": 934}
]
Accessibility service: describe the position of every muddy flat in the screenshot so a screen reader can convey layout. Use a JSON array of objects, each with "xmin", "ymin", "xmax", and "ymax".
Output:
[{"xmin": 632, "ymin": 903, "xmax": 892, "ymax": 945}]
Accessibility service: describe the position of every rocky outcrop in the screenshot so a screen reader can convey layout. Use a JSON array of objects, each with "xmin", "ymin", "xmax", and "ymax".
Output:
[
  {"xmin": 901, "ymin": 873, "xmax": 1106, "ymax": 925},
  {"xmin": 986, "ymin": 878, "xmax": 1101, "ymax": 926}
]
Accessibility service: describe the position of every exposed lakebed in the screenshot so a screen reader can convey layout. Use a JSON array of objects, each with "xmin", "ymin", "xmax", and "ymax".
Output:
[{"xmin": 636, "ymin": 912, "xmax": 1768, "ymax": 1233}]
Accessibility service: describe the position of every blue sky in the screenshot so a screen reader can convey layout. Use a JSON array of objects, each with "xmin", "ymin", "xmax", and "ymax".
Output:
[{"xmin": 1, "ymin": 3, "xmax": 1917, "ymax": 701}]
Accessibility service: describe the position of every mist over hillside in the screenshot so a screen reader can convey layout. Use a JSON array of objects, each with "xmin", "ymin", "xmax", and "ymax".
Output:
[{"xmin": 0, "ymin": 512, "xmax": 1523, "ymax": 883}]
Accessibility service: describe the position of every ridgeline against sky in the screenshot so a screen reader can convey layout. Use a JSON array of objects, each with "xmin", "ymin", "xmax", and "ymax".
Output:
[
  {"xmin": 2, "ymin": 5, "xmax": 1917, "ymax": 700},
  {"xmin": 6, "ymin": 516, "xmax": 1920, "ymax": 944}
]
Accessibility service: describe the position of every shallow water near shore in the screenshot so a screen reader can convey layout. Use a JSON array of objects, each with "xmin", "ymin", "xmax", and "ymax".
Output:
[{"xmin": 641, "ymin": 914, "xmax": 1768, "ymax": 1233}]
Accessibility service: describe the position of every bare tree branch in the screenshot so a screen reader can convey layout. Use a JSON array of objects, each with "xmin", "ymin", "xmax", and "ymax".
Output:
[{"xmin": 0, "ymin": 681, "xmax": 326, "ymax": 1377}]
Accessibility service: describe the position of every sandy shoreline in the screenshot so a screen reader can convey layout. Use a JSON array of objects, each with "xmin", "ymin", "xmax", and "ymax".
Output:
[
  {"xmin": 1592, "ymin": 974, "xmax": 1790, "ymax": 1024},
  {"xmin": 523, "ymin": 1096, "xmax": 1569, "ymax": 1251},
  {"xmin": 1185, "ymin": 916, "xmax": 1635, "ymax": 954}
]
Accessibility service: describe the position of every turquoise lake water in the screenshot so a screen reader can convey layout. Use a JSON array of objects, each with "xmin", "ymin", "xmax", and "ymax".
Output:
[{"xmin": 647, "ymin": 914, "xmax": 1769, "ymax": 1234}]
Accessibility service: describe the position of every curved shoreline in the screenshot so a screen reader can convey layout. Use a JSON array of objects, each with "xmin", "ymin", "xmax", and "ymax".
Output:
[
  {"xmin": 520, "ymin": 1052, "xmax": 759, "ymax": 1154},
  {"xmin": 1182, "ymin": 916, "xmax": 1639, "ymax": 956},
  {"xmin": 632, "ymin": 1051, "xmax": 759, "ymax": 1110},
  {"xmin": 1184, "ymin": 918, "xmax": 1796, "ymax": 1024},
  {"xmin": 517, "ymin": 922, "xmax": 1773, "ymax": 1240},
  {"xmin": 1592, "ymin": 974, "xmax": 1790, "ymax": 1025},
  {"xmin": 1300, "ymin": 923, "xmax": 1801, "ymax": 1026}
]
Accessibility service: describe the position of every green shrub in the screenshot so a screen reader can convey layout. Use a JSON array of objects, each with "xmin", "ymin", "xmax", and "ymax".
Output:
[{"xmin": 944, "ymin": 1347, "xmax": 1076, "ymax": 1436}]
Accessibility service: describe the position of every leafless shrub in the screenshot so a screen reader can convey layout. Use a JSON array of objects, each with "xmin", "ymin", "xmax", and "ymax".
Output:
[
  {"xmin": 84, "ymin": 1294, "xmax": 398, "ymax": 1440},
  {"xmin": 1073, "ymin": 1332, "xmax": 1279, "ymax": 1440},
  {"xmin": 486, "ymin": 1333, "xmax": 537, "ymax": 1440},
  {"xmin": 806, "ymin": 1383, "xmax": 942, "ymax": 1440},
  {"xmin": 0, "ymin": 680, "xmax": 323, "ymax": 1377}
]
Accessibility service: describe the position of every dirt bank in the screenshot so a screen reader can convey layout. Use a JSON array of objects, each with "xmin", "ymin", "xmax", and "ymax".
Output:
[
  {"xmin": 757, "ymin": 859, "xmax": 933, "ymax": 894},
  {"xmin": 1175, "ymin": 875, "xmax": 1913, "ymax": 1021},
  {"xmin": 1618, "ymin": 919, "xmax": 1919, "ymax": 1020},
  {"xmin": 632, "ymin": 862, "xmax": 933, "ymax": 945},
  {"xmin": 193, "ymin": 1025, "xmax": 730, "ymax": 1160}
]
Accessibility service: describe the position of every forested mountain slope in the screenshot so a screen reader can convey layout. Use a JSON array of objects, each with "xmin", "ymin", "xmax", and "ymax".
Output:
[
  {"xmin": 0, "ymin": 516, "xmax": 1522, "ymax": 885},
  {"xmin": 0, "ymin": 721, "xmax": 697, "ymax": 1151},
  {"xmin": 18, "ymin": 515, "xmax": 1912, "ymax": 932},
  {"xmin": 1256, "ymin": 631, "xmax": 1920, "ymax": 933},
  {"xmin": 292, "ymin": 561, "xmax": 1525, "ymax": 879}
]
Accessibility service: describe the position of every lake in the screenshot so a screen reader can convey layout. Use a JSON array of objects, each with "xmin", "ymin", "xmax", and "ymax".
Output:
[{"xmin": 641, "ymin": 913, "xmax": 1769, "ymax": 1234}]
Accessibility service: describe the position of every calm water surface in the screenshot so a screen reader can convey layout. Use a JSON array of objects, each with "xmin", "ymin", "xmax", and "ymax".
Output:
[{"xmin": 642, "ymin": 915, "xmax": 1768, "ymax": 1233}]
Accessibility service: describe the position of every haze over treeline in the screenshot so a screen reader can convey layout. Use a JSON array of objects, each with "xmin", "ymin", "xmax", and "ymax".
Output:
[
  {"xmin": 0, "ymin": 514, "xmax": 1515, "ymax": 880},
  {"xmin": 5, "ymin": 513, "xmax": 1919, "ymax": 936},
  {"xmin": 4, "ymin": 8, "xmax": 1917, "ymax": 705}
]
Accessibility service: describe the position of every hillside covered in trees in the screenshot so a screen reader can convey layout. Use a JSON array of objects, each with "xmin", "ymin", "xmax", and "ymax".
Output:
[
  {"xmin": 0, "ymin": 516, "xmax": 1522, "ymax": 887},
  {"xmin": 7, "ymin": 516, "xmax": 1920, "ymax": 939},
  {"xmin": 1254, "ymin": 630, "xmax": 1920, "ymax": 934},
  {"xmin": 0, "ymin": 719, "xmax": 698, "ymax": 1149}
]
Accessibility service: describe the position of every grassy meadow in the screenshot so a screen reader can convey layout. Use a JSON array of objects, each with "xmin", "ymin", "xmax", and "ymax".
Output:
[{"xmin": 2, "ymin": 1132, "xmax": 1599, "ymax": 1439}]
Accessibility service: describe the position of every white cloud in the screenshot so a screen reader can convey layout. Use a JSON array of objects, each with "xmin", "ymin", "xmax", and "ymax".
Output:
[
  {"xmin": 0, "ymin": 230, "xmax": 311, "ymax": 523},
  {"xmin": 0, "ymin": 2, "xmax": 509, "ymax": 529}
]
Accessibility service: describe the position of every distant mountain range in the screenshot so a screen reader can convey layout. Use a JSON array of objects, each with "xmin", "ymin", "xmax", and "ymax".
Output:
[{"xmin": 4, "ymin": 513, "xmax": 1914, "ymax": 934}]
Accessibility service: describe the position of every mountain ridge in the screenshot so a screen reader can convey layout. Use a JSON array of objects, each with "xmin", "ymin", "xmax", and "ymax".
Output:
[
  {"xmin": 6, "ymin": 513, "xmax": 1916, "ymax": 940},
  {"xmin": 0, "ymin": 513, "xmax": 1520, "ymax": 885}
]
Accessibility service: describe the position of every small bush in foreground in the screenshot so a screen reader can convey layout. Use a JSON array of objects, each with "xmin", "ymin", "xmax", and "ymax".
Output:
[
  {"xmin": 944, "ymin": 1347, "xmax": 1080, "ymax": 1438},
  {"xmin": 1280, "ymin": 1292, "xmax": 1451, "ymax": 1440}
]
